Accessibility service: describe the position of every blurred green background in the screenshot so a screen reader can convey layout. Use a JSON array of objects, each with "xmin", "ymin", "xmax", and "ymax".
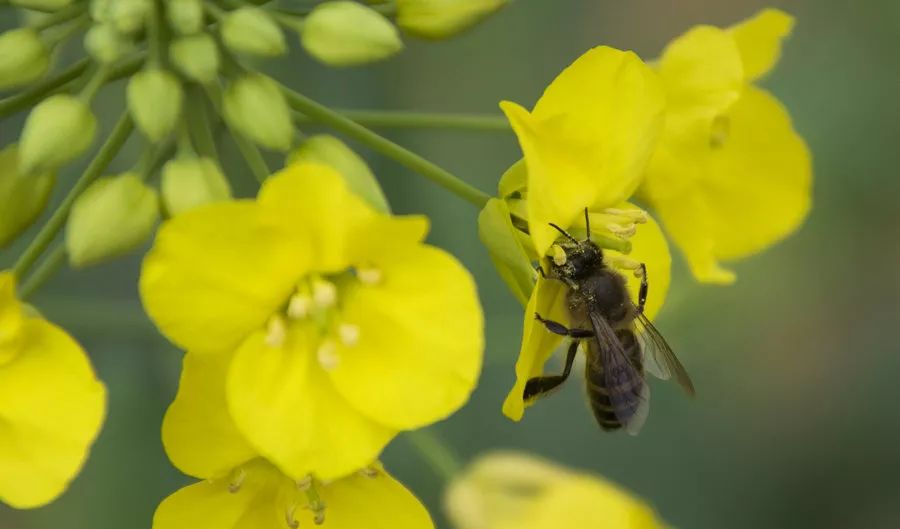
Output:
[{"xmin": 3, "ymin": 0, "xmax": 900, "ymax": 528}]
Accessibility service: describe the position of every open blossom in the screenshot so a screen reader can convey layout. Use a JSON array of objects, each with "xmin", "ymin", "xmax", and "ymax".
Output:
[
  {"xmin": 490, "ymin": 46, "xmax": 672, "ymax": 420},
  {"xmin": 640, "ymin": 8, "xmax": 812, "ymax": 283},
  {"xmin": 154, "ymin": 352, "xmax": 433, "ymax": 529},
  {"xmin": 0, "ymin": 272, "xmax": 106, "ymax": 508},
  {"xmin": 140, "ymin": 162, "xmax": 484, "ymax": 480}
]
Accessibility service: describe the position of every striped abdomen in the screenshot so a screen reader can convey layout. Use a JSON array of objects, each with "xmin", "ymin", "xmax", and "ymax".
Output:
[{"xmin": 584, "ymin": 330, "xmax": 645, "ymax": 431}]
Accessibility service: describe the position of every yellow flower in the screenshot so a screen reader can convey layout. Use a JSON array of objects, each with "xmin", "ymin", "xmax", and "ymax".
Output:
[
  {"xmin": 154, "ymin": 353, "xmax": 434, "ymax": 529},
  {"xmin": 489, "ymin": 46, "xmax": 672, "ymax": 421},
  {"xmin": 639, "ymin": 8, "xmax": 812, "ymax": 283},
  {"xmin": 0, "ymin": 271, "xmax": 107, "ymax": 508},
  {"xmin": 446, "ymin": 451, "xmax": 668, "ymax": 529},
  {"xmin": 140, "ymin": 162, "xmax": 484, "ymax": 480}
]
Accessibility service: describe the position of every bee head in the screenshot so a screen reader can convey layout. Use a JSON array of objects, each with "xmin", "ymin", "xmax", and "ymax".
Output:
[{"xmin": 546, "ymin": 212, "xmax": 603, "ymax": 281}]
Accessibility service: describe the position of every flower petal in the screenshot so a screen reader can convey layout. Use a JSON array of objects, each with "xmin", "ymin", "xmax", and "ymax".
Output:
[
  {"xmin": 657, "ymin": 25, "xmax": 743, "ymax": 132},
  {"xmin": 500, "ymin": 46, "xmax": 664, "ymax": 257},
  {"xmin": 329, "ymin": 245, "xmax": 484, "ymax": 430},
  {"xmin": 0, "ymin": 271, "xmax": 24, "ymax": 365},
  {"xmin": 319, "ymin": 469, "xmax": 433, "ymax": 529},
  {"xmin": 0, "ymin": 319, "xmax": 106, "ymax": 508},
  {"xmin": 522, "ymin": 477, "xmax": 665, "ymax": 529},
  {"xmin": 502, "ymin": 276, "xmax": 570, "ymax": 421},
  {"xmin": 140, "ymin": 201, "xmax": 307, "ymax": 354},
  {"xmin": 729, "ymin": 8, "xmax": 794, "ymax": 82},
  {"xmin": 478, "ymin": 198, "xmax": 536, "ymax": 305},
  {"xmin": 162, "ymin": 351, "xmax": 258, "ymax": 480},
  {"xmin": 227, "ymin": 327, "xmax": 395, "ymax": 481}
]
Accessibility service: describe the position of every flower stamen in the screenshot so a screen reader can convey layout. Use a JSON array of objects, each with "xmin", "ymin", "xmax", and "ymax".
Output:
[
  {"xmin": 228, "ymin": 468, "xmax": 247, "ymax": 493},
  {"xmin": 357, "ymin": 266, "xmax": 382, "ymax": 285},
  {"xmin": 285, "ymin": 505, "xmax": 300, "ymax": 529},
  {"xmin": 338, "ymin": 323, "xmax": 360, "ymax": 346},
  {"xmin": 287, "ymin": 293, "xmax": 313, "ymax": 319},
  {"xmin": 317, "ymin": 340, "xmax": 339, "ymax": 370},
  {"xmin": 550, "ymin": 245, "xmax": 567, "ymax": 266},
  {"xmin": 265, "ymin": 315, "xmax": 287, "ymax": 347},
  {"xmin": 312, "ymin": 278, "xmax": 337, "ymax": 308}
]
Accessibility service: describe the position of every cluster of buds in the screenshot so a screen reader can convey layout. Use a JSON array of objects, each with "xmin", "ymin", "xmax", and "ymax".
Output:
[{"xmin": 0, "ymin": 0, "xmax": 508, "ymax": 266}]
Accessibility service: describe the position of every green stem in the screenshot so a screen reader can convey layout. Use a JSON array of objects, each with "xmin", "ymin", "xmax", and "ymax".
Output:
[
  {"xmin": 79, "ymin": 64, "xmax": 111, "ymax": 102},
  {"xmin": 185, "ymin": 87, "xmax": 219, "ymax": 159},
  {"xmin": 294, "ymin": 110, "xmax": 511, "ymax": 132},
  {"xmin": 18, "ymin": 245, "xmax": 66, "ymax": 300},
  {"xmin": 31, "ymin": 2, "xmax": 85, "ymax": 31},
  {"xmin": 0, "ymin": 58, "xmax": 90, "ymax": 117},
  {"xmin": 13, "ymin": 115, "xmax": 134, "ymax": 280},
  {"xmin": 230, "ymin": 131, "xmax": 270, "ymax": 183},
  {"xmin": 282, "ymin": 87, "xmax": 490, "ymax": 208},
  {"xmin": 43, "ymin": 14, "xmax": 90, "ymax": 49},
  {"xmin": 147, "ymin": 0, "xmax": 166, "ymax": 67},
  {"xmin": 405, "ymin": 429, "xmax": 462, "ymax": 482}
]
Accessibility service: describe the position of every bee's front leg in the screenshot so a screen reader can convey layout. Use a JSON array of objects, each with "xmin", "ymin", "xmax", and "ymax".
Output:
[{"xmin": 534, "ymin": 313, "xmax": 594, "ymax": 338}]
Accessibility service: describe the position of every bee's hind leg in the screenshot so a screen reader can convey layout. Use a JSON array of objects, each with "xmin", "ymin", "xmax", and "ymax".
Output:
[
  {"xmin": 535, "ymin": 313, "xmax": 594, "ymax": 338},
  {"xmin": 635, "ymin": 263, "xmax": 648, "ymax": 315},
  {"xmin": 524, "ymin": 341, "xmax": 579, "ymax": 400}
]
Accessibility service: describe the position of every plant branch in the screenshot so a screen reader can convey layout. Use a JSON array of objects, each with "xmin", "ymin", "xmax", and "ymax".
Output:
[
  {"xmin": 405, "ymin": 429, "xmax": 463, "ymax": 482},
  {"xmin": 294, "ymin": 109, "xmax": 511, "ymax": 132}
]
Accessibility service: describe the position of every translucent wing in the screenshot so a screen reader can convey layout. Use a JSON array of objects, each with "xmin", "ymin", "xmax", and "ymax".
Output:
[
  {"xmin": 635, "ymin": 313, "xmax": 696, "ymax": 396},
  {"xmin": 589, "ymin": 312, "xmax": 649, "ymax": 434}
]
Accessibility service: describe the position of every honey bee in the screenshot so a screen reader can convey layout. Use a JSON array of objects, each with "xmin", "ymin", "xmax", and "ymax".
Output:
[{"xmin": 525, "ymin": 209, "xmax": 695, "ymax": 434}]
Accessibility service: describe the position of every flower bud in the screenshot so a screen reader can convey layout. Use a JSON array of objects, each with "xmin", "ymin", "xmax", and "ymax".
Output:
[
  {"xmin": 84, "ymin": 23, "xmax": 132, "ymax": 64},
  {"xmin": 110, "ymin": 0, "xmax": 149, "ymax": 34},
  {"xmin": 287, "ymin": 135, "xmax": 389, "ymax": 213},
  {"xmin": 66, "ymin": 174, "xmax": 160, "ymax": 267},
  {"xmin": 127, "ymin": 69, "xmax": 184, "ymax": 142},
  {"xmin": 223, "ymin": 74, "xmax": 293, "ymax": 152},
  {"xmin": 169, "ymin": 34, "xmax": 220, "ymax": 84},
  {"xmin": 10, "ymin": 0, "xmax": 73, "ymax": 11},
  {"xmin": 221, "ymin": 7, "xmax": 286, "ymax": 57},
  {"xmin": 0, "ymin": 144, "xmax": 56, "ymax": 248},
  {"xmin": 396, "ymin": 0, "xmax": 509, "ymax": 39},
  {"xmin": 19, "ymin": 94, "xmax": 97, "ymax": 175},
  {"xmin": 167, "ymin": 0, "xmax": 204, "ymax": 35},
  {"xmin": 301, "ymin": 1, "xmax": 403, "ymax": 66},
  {"xmin": 0, "ymin": 28, "xmax": 50, "ymax": 90},
  {"xmin": 161, "ymin": 157, "xmax": 232, "ymax": 216}
]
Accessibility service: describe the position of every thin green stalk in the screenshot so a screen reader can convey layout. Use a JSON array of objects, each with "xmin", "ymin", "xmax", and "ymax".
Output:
[
  {"xmin": 43, "ymin": 14, "xmax": 90, "ymax": 49},
  {"xmin": 147, "ymin": 0, "xmax": 166, "ymax": 67},
  {"xmin": 79, "ymin": 64, "xmax": 111, "ymax": 102},
  {"xmin": 230, "ymin": 131, "xmax": 270, "ymax": 183},
  {"xmin": 405, "ymin": 429, "xmax": 462, "ymax": 482},
  {"xmin": 185, "ymin": 88, "xmax": 219, "ymax": 159},
  {"xmin": 0, "ymin": 58, "xmax": 90, "ymax": 117},
  {"xmin": 282, "ymin": 87, "xmax": 491, "ymax": 208},
  {"xmin": 19, "ymin": 245, "xmax": 66, "ymax": 300},
  {"xmin": 294, "ymin": 110, "xmax": 511, "ymax": 132},
  {"xmin": 31, "ymin": 2, "xmax": 85, "ymax": 31},
  {"xmin": 13, "ymin": 115, "xmax": 134, "ymax": 279}
]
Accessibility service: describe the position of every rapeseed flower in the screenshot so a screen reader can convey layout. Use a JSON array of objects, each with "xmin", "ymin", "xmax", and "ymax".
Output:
[
  {"xmin": 140, "ymin": 162, "xmax": 483, "ymax": 480},
  {"xmin": 0, "ymin": 271, "xmax": 106, "ymax": 508},
  {"xmin": 640, "ymin": 8, "xmax": 812, "ymax": 283}
]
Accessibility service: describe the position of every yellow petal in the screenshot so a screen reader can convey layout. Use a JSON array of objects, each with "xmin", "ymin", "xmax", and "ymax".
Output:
[
  {"xmin": 729, "ymin": 8, "xmax": 794, "ymax": 82},
  {"xmin": 140, "ymin": 201, "xmax": 308, "ymax": 354},
  {"xmin": 478, "ymin": 198, "xmax": 536, "ymax": 305},
  {"xmin": 500, "ymin": 46, "xmax": 664, "ymax": 257},
  {"xmin": 0, "ymin": 271, "xmax": 24, "ymax": 365},
  {"xmin": 497, "ymin": 158, "xmax": 527, "ymax": 198},
  {"xmin": 657, "ymin": 25, "xmax": 743, "ymax": 132},
  {"xmin": 162, "ymin": 351, "xmax": 258, "ymax": 480},
  {"xmin": 0, "ymin": 318, "xmax": 106, "ymax": 508},
  {"xmin": 501, "ymin": 276, "xmax": 569, "ymax": 421},
  {"xmin": 522, "ymin": 477, "xmax": 665, "ymax": 529},
  {"xmin": 227, "ymin": 327, "xmax": 395, "ymax": 481},
  {"xmin": 329, "ymin": 245, "xmax": 484, "ymax": 430},
  {"xmin": 319, "ymin": 469, "xmax": 434, "ymax": 529}
]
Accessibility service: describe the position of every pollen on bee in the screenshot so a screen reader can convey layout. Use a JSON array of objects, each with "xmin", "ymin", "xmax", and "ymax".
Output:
[
  {"xmin": 550, "ymin": 245, "xmax": 567, "ymax": 266},
  {"xmin": 265, "ymin": 316, "xmax": 287, "ymax": 348},
  {"xmin": 312, "ymin": 279, "xmax": 337, "ymax": 308},
  {"xmin": 338, "ymin": 323, "xmax": 360, "ymax": 346},
  {"xmin": 357, "ymin": 266, "xmax": 382, "ymax": 285},
  {"xmin": 317, "ymin": 340, "xmax": 339, "ymax": 370}
]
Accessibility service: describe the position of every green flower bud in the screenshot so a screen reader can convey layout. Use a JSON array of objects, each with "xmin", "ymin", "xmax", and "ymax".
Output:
[
  {"xmin": 478, "ymin": 198, "xmax": 537, "ymax": 305},
  {"xmin": 161, "ymin": 157, "xmax": 232, "ymax": 216},
  {"xmin": 19, "ymin": 94, "xmax": 97, "ymax": 175},
  {"xmin": 84, "ymin": 23, "xmax": 132, "ymax": 64},
  {"xmin": 0, "ymin": 28, "xmax": 50, "ymax": 90},
  {"xmin": 10, "ymin": 0, "xmax": 73, "ymax": 11},
  {"xmin": 66, "ymin": 174, "xmax": 160, "ymax": 267},
  {"xmin": 223, "ymin": 74, "xmax": 293, "ymax": 152},
  {"xmin": 301, "ymin": 1, "xmax": 403, "ymax": 66},
  {"xmin": 396, "ymin": 0, "xmax": 509, "ymax": 39},
  {"xmin": 167, "ymin": 0, "xmax": 204, "ymax": 35},
  {"xmin": 221, "ymin": 7, "xmax": 286, "ymax": 57},
  {"xmin": 90, "ymin": 0, "xmax": 114, "ymax": 23},
  {"xmin": 170, "ymin": 34, "xmax": 220, "ymax": 84},
  {"xmin": 0, "ymin": 145, "xmax": 56, "ymax": 248},
  {"xmin": 127, "ymin": 69, "xmax": 184, "ymax": 142},
  {"xmin": 110, "ymin": 0, "xmax": 149, "ymax": 35},
  {"xmin": 287, "ymin": 135, "xmax": 389, "ymax": 213}
]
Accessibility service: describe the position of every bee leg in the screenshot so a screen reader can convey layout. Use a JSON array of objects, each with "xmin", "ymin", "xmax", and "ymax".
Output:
[
  {"xmin": 524, "ymin": 341, "xmax": 579, "ymax": 400},
  {"xmin": 635, "ymin": 263, "xmax": 648, "ymax": 315},
  {"xmin": 535, "ymin": 264, "xmax": 546, "ymax": 278},
  {"xmin": 534, "ymin": 313, "xmax": 594, "ymax": 338}
]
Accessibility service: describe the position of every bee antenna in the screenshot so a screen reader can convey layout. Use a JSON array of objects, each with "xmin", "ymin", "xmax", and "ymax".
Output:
[
  {"xmin": 583, "ymin": 208, "xmax": 591, "ymax": 241},
  {"xmin": 548, "ymin": 223, "xmax": 578, "ymax": 243}
]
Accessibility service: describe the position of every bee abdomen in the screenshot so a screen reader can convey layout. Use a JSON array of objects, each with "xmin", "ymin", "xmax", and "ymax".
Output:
[{"xmin": 585, "ymin": 362, "xmax": 644, "ymax": 431}]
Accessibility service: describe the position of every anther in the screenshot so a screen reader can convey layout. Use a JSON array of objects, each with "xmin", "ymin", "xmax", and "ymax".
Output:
[
  {"xmin": 358, "ymin": 466, "xmax": 379, "ymax": 478},
  {"xmin": 317, "ymin": 340, "xmax": 339, "ymax": 370},
  {"xmin": 287, "ymin": 294, "xmax": 312, "ymax": 319},
  {"xmin": 285, "ymin": 505, "xmax": 299, "ymax": 529},
  {"xmin": 550, "ymin": 245, "xmax": 567, "ymax": 266},
  {"xmin": 357, "ymin": 266, "xmax": 382, "ymax": 285},
  {"xmin": 228, "ymin": 468, "xmax": 246, "ymax": 493},
  {"xmin": 312, "ymin": 279, "xmax": 337, "ymax": 308},
  {"xmin": 309, "ymin": 502, "xmax": 326, "ymax": 525},
  {"xmin": 606, "ymin": 223, "xmax": 637, "ymax": 239},
  {"xmin": 338, "ymin": 323, "xmax": 360, "ymax": 346},
  {"xmin": 607, "ymin": 255, "xmax": 641, "ymax": 272},
  {"xmin": 710, "ymin": 114, "xmax": 730, "ymax": 148},
  {"xmin": 296, "ymin": 475, "xmax": 312, "ymax": 491},
  {"xmin": 602, "ymin": 208, "xmax": 648, "ymax": 224},
  {"xmin": 265, "ymin": 316, "xmax": 287, "ymax": 348}
]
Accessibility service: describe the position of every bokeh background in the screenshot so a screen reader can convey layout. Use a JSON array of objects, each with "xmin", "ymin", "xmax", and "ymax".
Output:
[{"xmin": 3, "ymin": 0, "xmax": 900, "ymax": 527}]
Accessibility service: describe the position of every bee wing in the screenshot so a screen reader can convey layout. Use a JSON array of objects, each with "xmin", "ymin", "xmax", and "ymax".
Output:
[
  {"xmin": 589, "ymin": 312, "xmax": 649, "ymax": 434},
  {"xmin": 635, "ymin": 313, "xmax": 696, "ymax": 396}
]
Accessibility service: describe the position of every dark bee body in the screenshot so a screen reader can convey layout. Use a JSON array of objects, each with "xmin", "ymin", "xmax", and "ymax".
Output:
[{"xmin": 524, "ymin": 212, "xmax": 694, "ymax": 434}]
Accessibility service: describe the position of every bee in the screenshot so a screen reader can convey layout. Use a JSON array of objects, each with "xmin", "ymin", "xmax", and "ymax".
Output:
[{"xmin": 525, "ymin": 209, "xmax": 695, "ymax": 434}]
